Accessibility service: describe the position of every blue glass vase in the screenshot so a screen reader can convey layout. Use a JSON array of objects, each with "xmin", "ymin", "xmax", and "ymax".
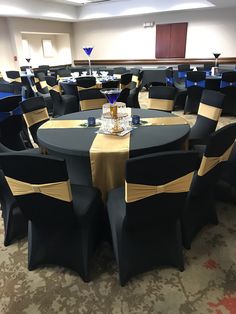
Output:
[{"xmin": 83, "ymin": 46, "xmax": 93, "ymax": 75}]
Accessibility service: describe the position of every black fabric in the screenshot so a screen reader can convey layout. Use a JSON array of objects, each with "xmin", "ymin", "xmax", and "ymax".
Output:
[
  {"xmin": 107, "ymin": 151, "xmax": 199, "ymax": 285},
  {"xmin": 20, "ymin": 96, "xmax": 49, "ymax": 144},
  {"xmin": 0, "ymin": 95, "xmax": 26, "ymax": 150},
  {"xmin": 127, "ymin": 71, "xmax": 144, "ymax": 108},
  {"xmin": 50, "ymin": 90, "xmax": 79, "ymax": 117},
  {"xmin": 184, "ymin": 71, "xmax": 206, "ymax": 114},
  {"xmin": 113, "ymin": 67, "xmax": 127, "ymax": 75},
  {"xmin": 182, "ymin": 123, "xmax": 236, "ymax": 249},
  {"xmin": 57, "ymin": 68, "xmax": 71, "ymax": 78},
  {"xmin": 148, "ymin": 86, "xmax": 176, "ymax": 112},
  {"xmin": 189, "ymin": 89, "xmax": 224, "ymax": 146},
  {"xmin": 0, "ymin": 153, "xmax": 104, "ymax": 281},
  {"xmin": 220, "ymin": 72, "xmax": 236, "ymax": 116},
  {"xmin": 34, "ymin": 72, "xmax": 49, "ymax": 94},
  {"xmin": 76, "ymin": 77, "xmax": 96, "ymax": 88},
  {"xmin": 5, "ymin": 71, "xmax": 22, "ymax": 94},
  {"xmin": 101, "ymin": 80, "xmax": 119, "ymax": 89},
  {"xmin": 79, "ymin": 88, "xmax": 106, "ymax": 102}
]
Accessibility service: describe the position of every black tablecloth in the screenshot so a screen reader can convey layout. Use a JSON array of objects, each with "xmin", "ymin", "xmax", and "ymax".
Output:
[{"xmin": 38, "ymin": 109, "xmax": 190, "ymax": 185}]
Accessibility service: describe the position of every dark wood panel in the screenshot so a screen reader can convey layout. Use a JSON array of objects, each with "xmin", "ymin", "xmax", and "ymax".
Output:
[
  {"xmin": 169, "ymin": 23, "xmax": 187, "ymax": 58},
  {"xmin": 74, "ymin": 58, "xmax": 236, "ymax": 66},
  {"xmin": 155, "ymin": 24, "xmax": 171, "ymax": 58}
]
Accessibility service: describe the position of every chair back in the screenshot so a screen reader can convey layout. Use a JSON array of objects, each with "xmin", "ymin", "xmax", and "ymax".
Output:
[
  {"xmin": 177, "ymin": 64, "xmax": 191, "ymax": 78},
  {"xmin": 113, "ymin": 67, "xmax": 127, "ymax": 78},
  {"xmin": 49, "ymin": 89, "xmax": 64, "ymax": 117},
  {"xmin": 120, "ymin": 73, "xmax": 133, "ymax": 90},
  {"xmin": 220, "ymin": 72, "xmax": 236, "ymax": 115},
  {"xmin": 184, "ymin": 71, "xmax": 206, "ymax": 114},
  {"xmin": 191, "ymin": 89, "xmax": 224, "ymax": 140},
  {"xmin": 147, "ymin": 86, "xmax": 176, "ymax": 112},
  {"xmin": 57, "ymin": 68, "xmax": 72, "ymax": 79},
  {"xmin": 61, "ymin": 82, "xmax": 80, "ymax": 100},
  {"xmin": 34, "ymin": 72, "xmax": 49, "ymax": 94},
  {"xmin": 5, "ymin": 71, "xmax": 22, "ymax": 94},
  {"xmin": 76, "ymin": 77, "xmax": 97, "ymax": 90},
  {"xmin": 78, "ymin": 88, "xmax": 106, "ymax": 111},
  {"xmin": 0, "ymin": 96, "xmax": 26, "ymax": 150},
  {"xmin": 20, "ymin": 96, "xmax": 49, "ymax": 144},
  {"xmin": 198, "ymin": 123, "xmax": 236, "ymax": 177},
  {"xmin": 165, "ymin": 67, "xmax": 174, "ymax": 86},
  {"xmin": 101, "ymin": 80, "xmax": 119, "ymax": 89},
  {"xmin": 0, "ymin": 153, "xmax": 75, "ymax": 225},
  {"xmin": 124, "ymin": 151, "xmax": 199, "ymax": 229}
]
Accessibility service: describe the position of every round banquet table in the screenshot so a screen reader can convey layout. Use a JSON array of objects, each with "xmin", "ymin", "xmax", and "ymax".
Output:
[{"xmin": 37, "ymin": 109, "xmax": 190, "ymax": 187}]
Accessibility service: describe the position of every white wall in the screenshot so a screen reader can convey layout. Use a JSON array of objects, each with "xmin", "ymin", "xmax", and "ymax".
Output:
[
  {"xmin": 0, "ymin": 17, "xmax": 15, "ymax": 71},
  {"xmin": 73, "ymin": 7, "xmax": 236, "ymax": 60},
  {"xmin": 21, "ymin": 33, "xmax": 72, "ymax": 67},
  {"xmin": 2, "ymin": 17, "xmax": 74, "ymax": 70}
]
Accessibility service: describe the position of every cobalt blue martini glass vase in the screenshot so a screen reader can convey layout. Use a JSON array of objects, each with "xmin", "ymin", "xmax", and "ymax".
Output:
[
  {"xmin": 83, "ymin": 46, "xmax": 93, "ymax": 75},
  {"xmin": 213, "ymin": 53, "xmax": 221, "ymax": 67}
]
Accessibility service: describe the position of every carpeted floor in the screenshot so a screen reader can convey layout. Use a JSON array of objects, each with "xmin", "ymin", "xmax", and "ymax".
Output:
[{"xmin": 1, "ymin": 91, "xmax": 236, "ymax": 314}]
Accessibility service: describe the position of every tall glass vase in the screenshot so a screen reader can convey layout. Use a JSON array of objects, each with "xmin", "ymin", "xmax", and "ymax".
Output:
[
  {"xmin": 213, "ymin": 53, "xmax": 221, "ymax": 67},
  {"xmin": 83, "ymin": 46, "xmax": 93, "ymax": 75}
]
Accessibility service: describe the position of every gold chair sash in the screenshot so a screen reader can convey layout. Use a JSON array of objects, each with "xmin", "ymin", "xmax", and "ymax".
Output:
[
  {"xmin": 125, "ymin": 172, "xmax": 194, "ymax": 203},
  {"xmin": 7, "ymin": 77, "xmax": 22, "ymax": 83},
  {"xmin": 34, "ymin": 77, "xmax": 40, "ymax": 83},
  {"xmin": 198, "ymin": 143, "xmax": 234, "ymax": 176},
  {"xmin": 77, "ymin": 84, "xmax": 101, "ymax": 91},
  {"xmin": 5, "ymin": 176, "xmax": 72, "ymax": 202},
  {"xmin": 132, "ymin": 75, "xmax": 139, "ymax": 84},
  {"xmin": 80, "ymin": 98, "xmax": 106, "ymax": 111},
  {"xmin": 147, "ymin": 98, "xmax": 174, "ymax": 111},
  {"xmin": 31, "ymin": 85, "xmax": 38, "ymax": 93},
  {"xmin": 120, "ymin": 82, "xmax": 132, "ymax": 90},
  {"xmin": 40, "ymin": 80, "xmax": 48, "ymax": 89},
  {"xmin": 23, "ymin": 108, "xmax": 49, "ymax": 128},
  {"xmin": 198, "ymin": 102, "xmax": 222, "ymax": 121},
  {"xmin": 90, "ymin": 133, "xmax": 130, "ymax": 200}
]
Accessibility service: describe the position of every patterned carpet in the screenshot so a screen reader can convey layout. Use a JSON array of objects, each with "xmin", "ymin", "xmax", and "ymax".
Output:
[{"xmin": 1, "ymin": 91, "xmax": 236, "ymax": 314}]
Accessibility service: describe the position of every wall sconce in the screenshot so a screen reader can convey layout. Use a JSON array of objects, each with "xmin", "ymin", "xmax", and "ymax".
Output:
[{"xmin": 143, "ymin": 22, "xmax": 155, "ymax": 28}]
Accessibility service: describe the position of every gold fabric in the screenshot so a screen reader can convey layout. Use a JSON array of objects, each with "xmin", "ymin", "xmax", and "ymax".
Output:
[
  {"xmin": 31, "ymin": 85, "xmax": 38, "ymax": 93},
  {"xmin": 5, "ymin": 176, "xmax": 72, "ymax": 202},
  {"xmin": 50, "ymin": 85, "xmax": 61, "ymax": 93},
  {"xmin": 7, "ymin": 77, "xmax": 21, "ymax": 83},
  {"xmin": 80, "ymin": 98, "xmax": 106, "ymax": 111},
  {"xmin": 23, "ymin": 108, "xmax": 49, "ymax": 128},
  {"xmin": 125, "ymin": 172, "xmax": 194, "ymax": 203},
  {"xmin": 40, "ymin": 81, "xmax": 48, "ymax": 89},
  {"xmin": 132, "ymin": 75, "xmax": 139, "ymax": 84},
  {"xmin": 147, "ymin": 98, "xmax": 174, "ymax": 111},
  {"xmin": 120, "ymin": 82, "xmax": 132, "ymax": 90},
  {"xmin": 198, "ymin": 102, "xmax": 222, "ymax": 121},
  {"xmin": 39, "ymin": 119, "xmax": 92, "ymax": 129},
  {"xmin": 34, "ymin": 77, "xmax": 40, "ymax": 83},
  {"xmin": 141, "ymin": 116, "xmax": 188, "ymax": 126},
  {"xmin": 90, "ymin": 133, "xmax": 130, "ymax": 200},
  {"xmin": 77, "ymin": 84, "xmax": 101, "ymax": 91},
  {"xmin": 198, "ymin": 144, "xmax": 234, "ymax": 176}
]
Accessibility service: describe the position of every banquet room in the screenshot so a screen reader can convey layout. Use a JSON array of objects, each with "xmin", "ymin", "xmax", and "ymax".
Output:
[{"xmin": 1, "ymin": 0, "xmax": 236, "ymax": 313}]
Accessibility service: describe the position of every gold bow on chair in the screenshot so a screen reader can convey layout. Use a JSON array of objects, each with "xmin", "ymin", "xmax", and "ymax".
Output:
[
  {"xmin": 198, "ymin": 144, "xmax": 234, "ymax": 176},
  {"xmin": 5, "ymin": 176, "xmax": 72, "ymax": 202},
  {"xmin": 125, "ymin": 172, "xmax": 194, "ymax": 203}
]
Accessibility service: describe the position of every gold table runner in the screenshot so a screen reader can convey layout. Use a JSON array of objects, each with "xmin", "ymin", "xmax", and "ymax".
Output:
[
  {"xmin": 90, "ymin": 133, "xmax": 130, "ymax": 200},
  {"xmin": 140, "ymin": 116, "xmax": 188, "ymax": 126},
  {"xmin": 39, "ymin": 120, "xmax": 98, "ymax": 129}
]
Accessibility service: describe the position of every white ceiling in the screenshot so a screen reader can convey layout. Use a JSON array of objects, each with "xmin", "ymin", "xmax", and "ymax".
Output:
[{"xmin": 0, "ymin": 0, "xmax": 236, "ymax": 22}]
